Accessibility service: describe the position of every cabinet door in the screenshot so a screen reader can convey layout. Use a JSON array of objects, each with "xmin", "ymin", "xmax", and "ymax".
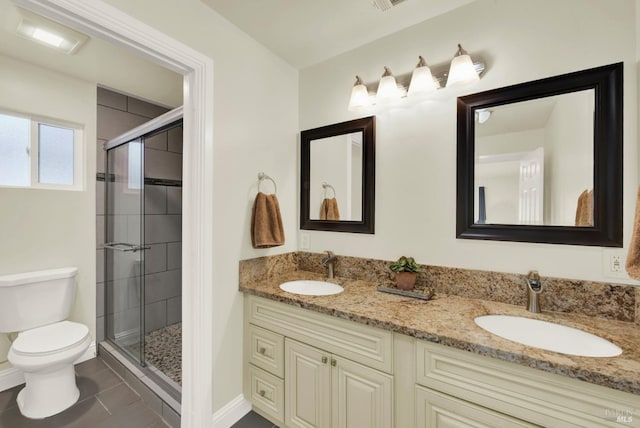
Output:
[
  {"xmin": 285, "ymin": 339, "xmax": 331, "ymax": 428},
  {"xmin": 415, "ymin": 386, "xmax": 538, "ymax": 428},
  {"xmin": 332, "ymin": 356, "xmax": 394, "ymax": 428}
]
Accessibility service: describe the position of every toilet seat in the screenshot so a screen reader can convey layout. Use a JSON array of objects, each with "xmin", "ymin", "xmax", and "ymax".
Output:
[{"xmin": 12, "ymin": 321, "xmax": 90, "ymax": 357}]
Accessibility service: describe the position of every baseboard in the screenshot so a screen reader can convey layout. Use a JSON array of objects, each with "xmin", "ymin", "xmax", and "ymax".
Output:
[
  {"xmin": 0, "ymin": 341, "xmax": 97, "ymax": 392},
  {"xmin": 0, "ymin": 368, "xmax": 24, "ymax": 392},
  {"xmin": 212, "ymin": 394, "xmax": 252, "ymax": 428}
]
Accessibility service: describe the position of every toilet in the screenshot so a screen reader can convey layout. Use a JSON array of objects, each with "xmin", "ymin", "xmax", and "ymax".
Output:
[{"xmin": 0, "ymin": 267, "xmax": 91, "ymax": 419}]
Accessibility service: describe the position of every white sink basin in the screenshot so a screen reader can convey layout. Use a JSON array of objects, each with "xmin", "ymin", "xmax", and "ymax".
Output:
[
  {"xmin": 279, "ymin": 280, "xmax": 344, "ymax": 296},
  {"xmin": 474, "ymin": 315, "xmax": 622, "ymax": 357}
]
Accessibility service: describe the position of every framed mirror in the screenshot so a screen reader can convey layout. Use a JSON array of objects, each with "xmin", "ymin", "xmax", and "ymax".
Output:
[
  {"xmin": 300, "ymin": 116, "xmax": 375, "ymax": 233},
  {"xmin": 456, "ymin": 63, "xmax": 622, "ymax": 246}
]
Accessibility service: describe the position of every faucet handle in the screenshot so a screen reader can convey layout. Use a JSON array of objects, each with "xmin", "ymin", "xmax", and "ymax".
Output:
[{"xmin": 526, "ymin": 270, "xmax": 542, "ymax": 292}]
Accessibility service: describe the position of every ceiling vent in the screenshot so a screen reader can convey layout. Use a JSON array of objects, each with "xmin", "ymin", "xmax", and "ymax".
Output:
[{"xmin": 373, "ymin": 0, "xmax": 407, "ymax": 12}]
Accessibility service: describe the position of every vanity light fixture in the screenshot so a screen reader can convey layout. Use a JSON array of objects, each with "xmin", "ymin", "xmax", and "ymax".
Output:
[
  {"xmin": 408, "ymin": 56, "xmax": 439, "ymax": 97},
  {"xmin": 446, "ymin": 44, "xmax": 480, "ymax": 87},
  {"xmin": 348, "ymin": 76, "xmax": 371, "ymax": 111},
  {"xmin": 348, "ymin": 43, "xmax": 484, "ymax": 111},
  {"xmin": 376, "ymin": 67, "xmax": 402, "ymax": 104},
  {"xmin": 15, "ymin": 8, "xmax": 89, "ymax": 54}
]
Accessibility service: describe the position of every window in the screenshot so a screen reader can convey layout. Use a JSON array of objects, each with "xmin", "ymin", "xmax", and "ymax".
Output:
[
  {"xmin": 0, "ymin": 111, "xmax": 83, "ymax": 190},
  {"xmin": 127, "ymin": 139, "xmax": 143, "ymax": 190}
]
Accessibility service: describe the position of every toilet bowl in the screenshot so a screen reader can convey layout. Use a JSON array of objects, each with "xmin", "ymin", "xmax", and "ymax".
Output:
[
  {"xmin": 0, "ymin": 267, "xmax": 91, "ymax": 419},
  {"xmin": 9, "ymin": 321, "xmax": 91, "ymax": 418}
]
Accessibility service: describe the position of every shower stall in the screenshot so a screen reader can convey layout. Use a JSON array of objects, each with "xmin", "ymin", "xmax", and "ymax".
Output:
[{"xmin": 103, "ymin": 107, "xmax": 183, "ymax": 392}]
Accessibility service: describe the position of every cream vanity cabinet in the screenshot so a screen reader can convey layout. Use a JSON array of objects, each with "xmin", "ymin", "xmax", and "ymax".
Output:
[
  {"xmin": 414, "ymin": 341, "xmax": 640, "ymax": 428},
  {"xmin": 244, "ymin": 296, "xmax": 394, "ymax": 428},
  {"xmin": 286, "ymin": 338, "xmax": 393, "ymax": 428},
  {"xmin": 244, "ymin": 295, "xmax": 640, "ymax": 428}
]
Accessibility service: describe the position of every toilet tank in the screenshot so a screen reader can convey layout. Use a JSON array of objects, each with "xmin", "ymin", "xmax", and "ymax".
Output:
[{"xmin": 0, "ymin": 267, "xmax": 78, "ymax": 333}]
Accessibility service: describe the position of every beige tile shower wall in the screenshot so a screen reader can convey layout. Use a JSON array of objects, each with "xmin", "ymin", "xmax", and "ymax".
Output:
[{"xmin": 96, "ymin": 88, "xmax": 182, "ymax": 342}]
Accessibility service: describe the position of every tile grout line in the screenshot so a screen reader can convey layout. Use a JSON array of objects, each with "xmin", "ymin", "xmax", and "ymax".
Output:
[{"xmin": 94, "ymin": 395, "xmax": 113, "ymax": 416}]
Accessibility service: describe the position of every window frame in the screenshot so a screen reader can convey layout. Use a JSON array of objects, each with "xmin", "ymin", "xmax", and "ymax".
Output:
[{"xmin": 0, "ymin": 109, "xmax": 84, "ymax": 191}]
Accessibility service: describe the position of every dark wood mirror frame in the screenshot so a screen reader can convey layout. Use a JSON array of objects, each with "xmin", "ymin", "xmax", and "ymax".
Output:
[
  {"xmin": 456, "ymin": 63, "xmax": 623, "ymax": 246},
  {"xmin": 300, "ymin": 116, "xmax": 376, "ymax": 234}
]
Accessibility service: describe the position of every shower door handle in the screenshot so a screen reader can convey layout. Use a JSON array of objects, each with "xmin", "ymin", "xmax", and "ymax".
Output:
[{"xmin": 103, "ymin": 242, "xmax": 150, "ymax": 253}]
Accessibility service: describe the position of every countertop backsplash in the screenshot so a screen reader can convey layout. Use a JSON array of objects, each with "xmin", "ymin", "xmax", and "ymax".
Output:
[{"xmin": 239, "ymin": 251, "xmax": 637, "ymax": 323}]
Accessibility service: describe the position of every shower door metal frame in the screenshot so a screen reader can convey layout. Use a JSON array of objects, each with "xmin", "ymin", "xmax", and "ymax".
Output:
[
  {"xmin": 104, "ymin": 137, "xmax": 147, "ymax": 367},
  {"xmin": 104, "ymin": 106, "xmax": 184, "ymax": 370}
]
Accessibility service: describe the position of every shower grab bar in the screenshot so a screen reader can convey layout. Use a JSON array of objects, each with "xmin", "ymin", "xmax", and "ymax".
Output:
[{"xmin": 103, "ymin": 242, "xmax": 151, "ymax": 253}]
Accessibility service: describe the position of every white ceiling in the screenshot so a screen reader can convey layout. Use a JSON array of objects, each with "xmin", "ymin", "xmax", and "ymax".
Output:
[
  {"xmin": 201, "ymin": 0, "xmax": 476, "ymax": 69},
  {"xmin": 476, "ymin": 98, "xmax": 557, "ymax": 138},
  {"xmin": 0, "ymin": 1, "xmax": 183, "ymax": 107}
]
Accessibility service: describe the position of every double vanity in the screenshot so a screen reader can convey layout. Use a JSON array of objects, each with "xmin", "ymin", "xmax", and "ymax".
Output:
[{"xmin": 240, "ymin": 255, "xmax": 640, "ymax": 428}]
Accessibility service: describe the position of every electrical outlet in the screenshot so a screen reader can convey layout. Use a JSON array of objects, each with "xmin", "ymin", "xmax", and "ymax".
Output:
[
  {"xmin": 611, "ymin": 255, "xmax": 623, "ymax": 272},
  {"xmin": 300, "ymin": 233, "xmax": 310, "ymax": 250},
  {"xmin": 603, "ymin": 250, "xmax": 627, "ymax": 278}
]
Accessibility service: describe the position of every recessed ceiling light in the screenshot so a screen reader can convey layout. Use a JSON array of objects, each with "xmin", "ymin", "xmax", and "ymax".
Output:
[
  {"xmin": 31, "ymin": 28, "xmax": 65, "ymax": 48},
  {"xmin": 15, "ymin": 8, "xmax": 88, "ymax": 54}
]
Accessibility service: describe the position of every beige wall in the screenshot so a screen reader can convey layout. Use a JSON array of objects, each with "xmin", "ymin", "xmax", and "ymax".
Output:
[
  {"xmin": 299, "ymin": 0, "xmax": 638, "ymax": 285},
  {"xmin": 101, "ymin": 0, "xmax": 299, "ymax": 411},
  {"xmin": 0, "ymin": 55, "xmax": 97, "ymax": 369}
]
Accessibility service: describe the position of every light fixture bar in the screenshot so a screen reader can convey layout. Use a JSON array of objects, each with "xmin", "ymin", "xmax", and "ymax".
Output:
[
  {"xmin": 358, "ymin": 60, "xmax": 485, "ymax": 99},
  {"xmin": 348, "ymin": 45, "xmax": 485, "ymax": 111}
]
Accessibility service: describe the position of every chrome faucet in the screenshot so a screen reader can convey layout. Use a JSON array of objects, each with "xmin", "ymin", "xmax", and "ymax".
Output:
[
  {"xmin": 321, "ymin": 251, "xmax": 337, "ymax": 279},
  {"xmin": 526, "ymin": 271, "xmax": 543, "ymax": 313}
]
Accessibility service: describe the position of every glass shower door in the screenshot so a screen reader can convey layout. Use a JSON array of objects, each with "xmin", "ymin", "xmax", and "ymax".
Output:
[{"xmin": 105, "ymin": 139, "xmax": 146, "ymax": 365}]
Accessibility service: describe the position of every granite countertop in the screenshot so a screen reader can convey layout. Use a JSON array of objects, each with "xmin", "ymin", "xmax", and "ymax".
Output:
[{"xmin": 240, "ymin": 270, "xmax": 640, "ymax": 396}]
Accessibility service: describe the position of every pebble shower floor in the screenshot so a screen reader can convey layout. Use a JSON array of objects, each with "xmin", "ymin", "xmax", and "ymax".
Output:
[{"xmin": 130, "ymin": 323, "xmax": 182, "ymax": 385}]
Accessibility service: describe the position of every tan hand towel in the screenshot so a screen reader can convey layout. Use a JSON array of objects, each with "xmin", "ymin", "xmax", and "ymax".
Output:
[
  {"xmin": 626, "ymin": 187, "xmax": 640, "ymax": 279},
  {"xmin": 320, "ymin": 198, "xmax": 329, "ymax": 220},
  {"xmin": 251, "ymin": 192, "xmax": 285, "ymax": 248},
  {"xmin": 327, "ymin": 198, "xmax": 340, "ymax": 221},
  {"xmin": 575, "ymin": 189, "xmax": 594, "ymax": 227},
  {"xmin": 319, "ymin": 198, "xmax": 340, "ymax": 220}
]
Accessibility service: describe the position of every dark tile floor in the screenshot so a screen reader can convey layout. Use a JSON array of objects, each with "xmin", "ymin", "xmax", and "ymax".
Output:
[
  {"xmin": 231, "ymin": 411, "xmax": 277, "ymax": 428},
  {"xmin": 0, "ymin": 357, "xmax": 169, "ymax": 428}
]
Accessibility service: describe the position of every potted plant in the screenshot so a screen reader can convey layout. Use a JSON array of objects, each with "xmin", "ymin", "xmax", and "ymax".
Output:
[{"xmin": 389, "ymin": 256, "xmax": 421, "ymax": 290}]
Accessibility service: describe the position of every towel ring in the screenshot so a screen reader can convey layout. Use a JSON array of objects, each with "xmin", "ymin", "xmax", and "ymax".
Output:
[
  {"xmin": 258, "ymin": 172, "xmax": 277, "ymax": 194},
  {"xmin": 322, "ymin": 182, "xmax": 336, "ymax": 198}
]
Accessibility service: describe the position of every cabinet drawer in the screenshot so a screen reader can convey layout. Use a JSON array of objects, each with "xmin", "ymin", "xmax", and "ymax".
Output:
[
  {"xmin": 415, "ymin": 385, "xmax": 537, "ymax": 428},
  {"xmin": 416, "ymin": 340, "xmax": 640, "ymax": 427},
  {"xmin": 248, "ymin": 324, "xmax": 284, "ymax": 377},
  {"xmin": 247, "ymin": 295, "xmax": 393, "ymax": 373},
  {"xmin": 248, "ymin": 364, "xmax": 284, "ymax": 424}
]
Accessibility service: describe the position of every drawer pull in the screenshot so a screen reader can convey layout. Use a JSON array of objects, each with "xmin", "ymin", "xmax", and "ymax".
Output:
[
  {"xmin": 321, "ymin": 356, "xmax": 328, "ymax": 364},
  {"xmin": 258, "ymin": 347, "xmax": 266, "ymax": 355},
  {"xmin": 259, "ymin": 390, "xmax": 266, "ymax": 397},
  {"xmin": 331, "ymin": 358, "xmax": 337, "ymax": 367}
]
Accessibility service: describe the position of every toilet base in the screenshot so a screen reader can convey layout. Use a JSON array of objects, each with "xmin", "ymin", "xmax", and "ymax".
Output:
[{"xmin": 16, "ymin": 364, "xmax": 80, "ymax": 419}]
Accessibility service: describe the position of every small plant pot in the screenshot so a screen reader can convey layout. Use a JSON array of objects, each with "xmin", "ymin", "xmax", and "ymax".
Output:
[{"xmin": 395, "ymin": 272, "xmax": 417, "ymax": 290}]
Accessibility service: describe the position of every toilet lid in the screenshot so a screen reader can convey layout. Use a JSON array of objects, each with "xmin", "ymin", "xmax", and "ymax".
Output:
[{"xmin": 12, "ymin": 321, "xmax": 89, "ymax": 356}]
